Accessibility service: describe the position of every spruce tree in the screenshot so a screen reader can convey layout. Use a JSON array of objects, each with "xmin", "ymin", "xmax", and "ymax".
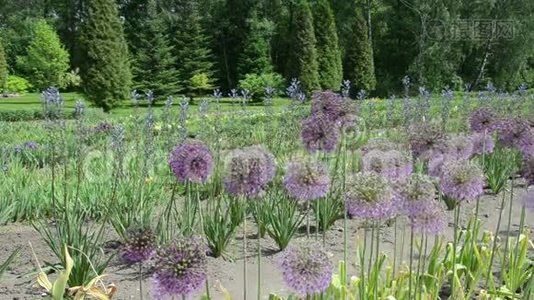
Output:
[
  {"xmin": 132, "ymin": 0, "xmax": 180, "ymax": 98},
  {"xmin": 286, "ymin": 0, "xmax": 320, "ymax": 94},
  {"xmin": 172, "ymin": 1, "xmax": 214, "ymax": 94},
  {"xmin": 0, "ymin": 37, "xmax": 7, "ymax": 92},
  {"xmin": 79, "ymin": 0, "xmax": 132, "ymax": 111},
  {"xmin": 313, "ymin": 0, "xmax": 343, "ymax": 90},
  {"xmin": 344, "ymin": 5, "xmax": 376, "ymax": 92},
  {"xmin": 237, "ymin": 13, "xmax": 274, "ymax": 78}
]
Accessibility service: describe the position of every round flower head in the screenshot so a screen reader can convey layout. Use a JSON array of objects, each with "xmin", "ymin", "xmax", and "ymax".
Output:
[
  {"xmin": 93, "ymin": 121, "xmax": 113, "ymax": 134},
  {"xmin": 521, "ymin": 156, "xmax": 534, "ymax": 186},
  {"xmin": 386, "ymin": 150, "xmax": 413, "ymax": 181},
  {"xmin": 310, "ymin": 91, "xmax": 356, "ymax": 128},
  {"xmin": 283, "ymin": 159, "xmax": 330, "ymax": 201},
  {"xmin": 396, "ymin": 173, "xmax": 437, "ymax": 216},
  {"xmin": 279, "ymin": 243, "xmax": 333, "ymax": 296},
  {"xmin": 439, "ymin": 160, "xmax": 484, "ymax": 202},
  {"xmin": 523, "ymin": 188, "xmax": 534, "ymax": 213},
  {"xmin": 469, "ymin": 107, "xmax": 497, "ymax": 133},
  {"xmin": 470, "ymin": 132, "xmax": 495, "ymax": 155},
  {"xmin": 408, "ymin": 122, "xmax": 445, "ymax": 158},
  {"xmin": 224, "ymin": 145, "xmax": 276, "ymax": 197},
  {"xmin": 496, "ymin": 118, "xmax": 534, "ymax": 157},
  {"xmin": 311, "ymin": 91, "xmax": 345, "ymax": 122},
  {"xmin": 345, "ymin": 172, "xmax": 397, "ymax": 220},
  {"xmin": 121, "ymin": 228, "xmax": 156, "ymax": 263},
  {"xmin": 409, "ymin": 201, "xmax": 447, "ymax": 235},
  {"xmin": 152, "ymin": 237, "xmax": 207, "ymax": 299},
  {"xmin": 437, "ymin": 135, "xmax": 474, "ymax": 160},
  {"xmin": 169, "ymin": 140, "xmax": 214, "ymax": 183},
  {"xmin": 427, "ymin": 152, "xmax": 448, "ymax": 178},
  {"xmin": 301, "ymin": 115, "xmax": 340, "ymax": 153},
  {"xmin": 362, "ymin": 150, "xmax": 412, "ymax": 182},
  {"xmin": 24, "ymin": 141, "xmax": 39, "ymax": 150},
  {"xmin": 248, "ymin": 144, "xmax": 276, "ymax": 182}
]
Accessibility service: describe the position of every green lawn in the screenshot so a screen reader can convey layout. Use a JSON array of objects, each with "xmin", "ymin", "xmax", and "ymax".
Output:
[{"xmin": 0, "ymin": 93, "xmax": 291, "ymax": 118}]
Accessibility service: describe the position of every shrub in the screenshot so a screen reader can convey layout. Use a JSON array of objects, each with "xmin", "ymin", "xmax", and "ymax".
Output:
[
  {"xmin": 238, "ymin": 72, "xmax": 284, "ymax": 100},
  {"xmin": 188, "ymin": 73, "xmax": 214, "ymax": 96},
  {"xmin": 16, "ymin": 20, "xmax": 70, "ymax": 90},
  {"xmin": 5, "ymin": 75, "xmax": 32, "ymax": 94}
]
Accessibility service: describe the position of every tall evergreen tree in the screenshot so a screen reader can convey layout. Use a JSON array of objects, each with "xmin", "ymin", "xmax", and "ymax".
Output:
[
  {"xmin": 170, "ymin": 1, "xmax": 214, "ymax": 93},
  {"xmin": 312, "ymin": 0, "xmax": 343, "ymax": 90},
  {"xmin": 237, "ymin": 12, "xmax": 275, "ymax": 77},
  {"xmin": 286, "ymin": 0, "xmax": 320, "ymax": 94},
  {"xmin": 344, "ymin": 4, "xmax": 376, "ymax": 92},
  {"xmin": 211, "ymin": 0, "xmax": 254, "ymax": 88},
  {"xmin": 0, "ymin": 37, "xmax": 7, "ymax": 92},
  {"xmin": 79, "ymin": 0, "xmax": 132, "ymax": 111},
  {"xmin": 131, "ymin": 0, "xmax": 180, "ymax": 98}
]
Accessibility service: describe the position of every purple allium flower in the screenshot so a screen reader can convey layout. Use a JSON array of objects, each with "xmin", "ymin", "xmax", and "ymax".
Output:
[
  {"xmin": 301, "ymin": 115, "xmax": 340, "ymax": 153},
  {"xmin": 435, "ymin": 135, "xmax": 474, "ymax": 160},
  {"xmin": 362, "ymin": 150, "xmax": 412, "ymax": 182},
  {"xmin": 283, "ymin": 159, "xmax": 330, "ymax": 202},
  {"xmin": 469, "ymin": 107, "xmax": 497, "ymax": 133},
  {"xmin": 121, "ymin": 228, "xmax": 156, "ymax": 263},
  {"xmin": 409, "ymin": 201, "xmax": 447, "ymax": 235},
  {"xmin": 24, "ymin": 141, "xmax": 39, "ymax": 150},
  {"xmin": 470, "ymin": 132, "xmax": 495, "ymax": 155},
  {"xmin": 408, "ymin": 122, "xmax": 445, "ymax": 158},
  {"xmin": 345, "ymin": 172, "xmax": 397, "ymax": 220},
  {"xmin": 310, "ymin": 91, "xmax": 356, "ymax": 128},
  {"xmin": 93, "ymin": 121, "xmax": 113, "ymax": 134},
  {"xmin": 439, "ymin": 160, "xmax": 484, "ymax": 202},
  {"xmin": 495, "ymin": 118, "xmax": 534, "ymax": 157},
  {"xmin": 169, "ymin": 140, "xmax": 214, "ymax": 183},
  {"xmin": 279, "ymin": 243, "xmax": 333, "ymax": 296},
  {"xmin": 395, "ymin": 173, "xmax": 437, "ymax": 216},
  {"xmin": 427, "ymin": 152, "xmax": 447, "ymax": 178},
  {"xmin": 521, "ymin": 156, "xmax": 534, "ymax": 186},
  {"xmin": 224, "ymin": 145, "xmax": 276, "ymax": 197},
  {"xmin": 250, "ymin": 144, "xmax": 277, "ymax": 183},
  {"xmin": 152, "ymin": 237, "xmax": 207, "ymax": 299},
  {"xmin": 523, "ymin": 188, "xmax": 534, "ymax": 212}
]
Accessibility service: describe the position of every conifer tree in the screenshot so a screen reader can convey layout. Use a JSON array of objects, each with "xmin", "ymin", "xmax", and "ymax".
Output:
[
  {"xmin": 313, "ymin": 0, "xmax": 343, "ymax": 90},
  {"xmin": 172, "ymin": 1, "xmax": 215, "ymax": 94},
  {"xmin": 79, "ymin": 0, "xmax": 132, "ymax": 111},
  {"xmin": 344, "ymin": 5, "xmax": 376, "ymax": 92},
  {"xmin": 237, "ymin": 13, "xmax": 274, "ymax": 78},
  {"xmin": 16, "ymin": 20, "xmax": 70, "ymax": 90},
  {"xmin": 0, "ymin": 37, "xmax": 7, "ymax": 92},
  {"xmin": 286, "ymin": 0, "xmax": 320, "ymax": 94},
  {"xmin": 132, "ymin": 0, "xmax": 180, "ymax": 98}
]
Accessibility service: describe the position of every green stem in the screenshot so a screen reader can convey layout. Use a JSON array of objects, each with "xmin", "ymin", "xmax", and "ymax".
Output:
[
  {"xmin": 139, "ymin": 263, "xmax": 144, "ymax": 300},
  {"xmin": 409, "ymin": 227, "xmax": 415, "ymax": 299},
  {"xmin": 486, "ymin": 189, "xmax": 506, "ymax": 287},
  {"xmin": 243, "ymin": 197, "xmax": 248, "ymax": 300},
  {"xmin": 452, "ymin": 204, "xmax": 461, "ymax": 297},
  {"xmin": 374, "ymin": 222, "xmax": 380, "ymax": 300},
  {"xmin": 257, "ymin": 227, "xmax": 261, "ymax": 300},
  {"xmin": 503, "ymin": 181, "xmax": 514, "ymax": 269},
  {"xmin": 368, "ymin": 224, "xmax": 375, "ymax": 277}
]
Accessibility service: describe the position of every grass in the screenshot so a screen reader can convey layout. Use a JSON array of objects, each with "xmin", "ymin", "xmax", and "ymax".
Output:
[{"xmin": 0, "ymin": 92, "xmax": 291, "ymax": 118}]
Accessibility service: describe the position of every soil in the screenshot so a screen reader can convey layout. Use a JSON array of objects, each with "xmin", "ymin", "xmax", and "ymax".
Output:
[{"xmin": 0, "ymin": 180, "xmax": 532, "ymax": 300}]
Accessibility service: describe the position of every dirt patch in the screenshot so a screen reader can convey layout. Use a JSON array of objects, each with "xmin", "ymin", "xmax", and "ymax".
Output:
[{"xmin": 0, "ymin": 182, "xmax": 532, "ymax": 300}]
